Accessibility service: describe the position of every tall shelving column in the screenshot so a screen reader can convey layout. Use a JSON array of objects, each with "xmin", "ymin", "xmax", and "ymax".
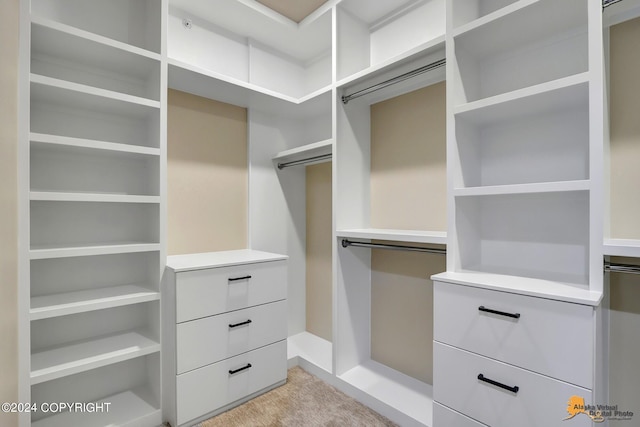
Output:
[
  {"xmin": 434, "ymin": 0, "xmax": 606, "ymax": 425},
  {"xmin": 19, "ymin": 0, "xmax": 165, "ymax": 425}
]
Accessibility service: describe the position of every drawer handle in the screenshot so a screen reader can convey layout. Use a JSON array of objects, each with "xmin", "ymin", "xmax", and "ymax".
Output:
[
  {"xmin": 478, "ymin": 306, "xmax": 520, "ymax": 319},
  {"xmin": 229, "ymin": 319, "xmax": 252, "ymax": 328},
  {"xmin": 229, "ymin": 363, "xmax": 252, "ymax": 375},
  {"xmin": 228, "ymin": 275, "xmax": 252, "ymax": 282},
  {"xmin": 477, "ymin": 374, "xmax": 519, "ymax": 394}
]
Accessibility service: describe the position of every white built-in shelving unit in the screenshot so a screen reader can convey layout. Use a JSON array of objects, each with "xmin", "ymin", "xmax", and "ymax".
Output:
[
  {"xmin": 19, "ymin": 0, "xmax": 166, "ymax": 425},
  {"xmin": 445, "ymin": 0, "xmax": 602, "ymax": 293},
  {"xmin": 16, "ymin": 0, "xmax": 632, "ymax": 426}
]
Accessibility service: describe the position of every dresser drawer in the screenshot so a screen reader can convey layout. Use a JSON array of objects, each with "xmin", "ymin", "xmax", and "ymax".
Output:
[
  {"xmin": 434, "ymin": 403, "xmax": 487, "ymax": 427},
  {"xmin": 434, "ymin": 282, "xmax": 593, "ymax": 388},
  {"xmin": 176, "ymin": 260, "xmax": 287, "ymax": 322},
  {"xmin": 176, "ymin": 300, "xmax": 287, "ymax": 374},
  {"xmin": 176, "ymin": 340, "xmax": 287, "ymax": 426},
  {"xmin": 434, "ymin": 342, "xmax": 592, "ymax": 427}
]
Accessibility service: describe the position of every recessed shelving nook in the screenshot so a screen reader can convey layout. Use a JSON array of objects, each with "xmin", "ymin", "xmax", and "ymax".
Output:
[
  {"xmin": 20, "ymin": 0, "xmax": 165, "ymax": 425},
  {"xmin": 167, "ymin": 0, "xmax": 332, "ymax": 104}
]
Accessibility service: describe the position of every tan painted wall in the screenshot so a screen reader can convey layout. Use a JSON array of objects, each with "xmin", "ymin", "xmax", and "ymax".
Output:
[
  {"xmin": 305, "ymin": 162, "xmax": 332, "ymax": 342},
  {"xmin": 167, "ymin": 89, "xmax": 248, "ymax": 255},
  {"xmin": 609, "ymin": 17, "xmax": 640, "ymax": 415},
  {"xmin": 610, "ymin": 18, "xmax": 640, "ymax": 239},
  {"xmin": 369, "ymin": 83, "xmax": 446, "ymax": 384},
  {"xmin": 371, "ymin": 248, "xmax": 444, "ymax": 384},
  {"xmin": 370, "ymin": 81, "xmax": 447, "ymax": 232},
  {"xmin": 0, "ymin": 0, "xmax": 19, "ymax": 425}
]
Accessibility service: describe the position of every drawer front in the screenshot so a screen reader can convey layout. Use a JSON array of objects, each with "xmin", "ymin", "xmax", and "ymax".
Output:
[
  {"xmin": 176, "ymin": 260, "xmax": 287, "ymax": 322},
  {"xmin": 176, "ymin": 340, "xmax": 287, "ymax": 426},
  {"xmin": 434, "ymin": 403, "xmax": 487, "ymax": 427},
  {"xmin": 434, "ymin": 342, "xmax": 592, "ymax": 427},
  {"xmin": 434, "ymin": 282, "xmax": 593, "ymax": 388},
  {"xmin": 177, "ymin": 300, "xmax": 287, "ymax": 374}
]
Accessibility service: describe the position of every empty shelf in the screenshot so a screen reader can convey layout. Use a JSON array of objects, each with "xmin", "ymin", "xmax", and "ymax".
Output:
[
  {"xmin": 31, "ymin": 133, "xmax": 160, "ymax": 157},
  {"xmin": 31, "ymin": 389, "xmax": 161, "ymax": 427},
  {"xmin": 31, "ymin": 331, "xmax": 160, "ymax": 384},
  {"xmin": 454, "ymin": 180, "xmax": 590, "ymax": 197},
  {"xmin": 30, "ymin": 192, "xmax": 161, "ymax": 204},
  {"xmin": 31, "ymin": 285, "xmax": 159, "ymax": 320},
  {"xmin": 30, "ymin": 242, "xmax": 161, "ymax": 260},
  {"xmin": 604, "ymin": 239, "xmax": 640, "ymax": 258}
]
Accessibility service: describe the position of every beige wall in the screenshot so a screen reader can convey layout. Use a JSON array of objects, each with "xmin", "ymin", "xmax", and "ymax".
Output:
[
  {"xmin": 610, "ymin": 18, "xmax": 640, "ymax": 239},
  {"xmin": 305, "ymin": 162, "xmax": 332, "ymax": 341},
  {"xmin": 609, "ymin": 17, "xmax": 640, "ymax": 415},
  {"xmin": 370, "ymin": 81, "xmax": 446, "ymax": 232},
  {"xmin": 167, "ymin": 89, "xmax": 248, "ymax": 255},
  {"xmin": 369, "ymin": 83, "xmax": 446, "ymax": 383},
  {"xmin": 371, "ymin": 247, "xmax": 444, "ymax": 384},
  {"xmin": 0, "ymin": 0, "xmax": 19, "ymax": 425}
]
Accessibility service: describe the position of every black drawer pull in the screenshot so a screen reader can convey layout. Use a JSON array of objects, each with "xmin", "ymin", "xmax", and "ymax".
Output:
[
  {"xmin": 478, "ymin": 374, "xmax": 519, "ymax": 393},
  {"xmin": 229, "ymin": 363, "xmax": 252, "ymax": 375},
  {"xmin": 478, "ymin": 306, "xmax": 520, "ymax": 319},
  {"xmin": 229, "ymin": 319, "xmax": 252, "ymax": 328},
  {"xmin": 228, "ymin": 275, "xmax": 252, "ymax": 282}
]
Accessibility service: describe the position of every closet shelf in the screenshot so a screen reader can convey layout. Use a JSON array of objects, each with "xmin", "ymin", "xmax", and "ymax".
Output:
[
  {"xmin": 337, "ymin": 228, "xmax": 447, "ymax": 245},
  {"xmin": 30, "ymin": 133, "xmax": 161, "ymax": 157},
  {"xmin": 452, "ymin": 0, "xmax": 537, "ymax": 35},
  {"xmin": 339, "ymin": 360, "xmax": 433, "ymax": 426},
  {"xmin": 30, "ymin": 331, "xmax": 160, "ymax": 385},
  {"xmin": 30, "ymin": 285, "xmax": 160, "ymax": 321},
  {"xmin": 31, "ymin": 74, "xmax": 160, "ymax": 110},
  {"xmin": 30, "ymin": 192, "xmax": 161, "ymax": 204},
  {"xmin": 336, "ymin": 36, "xmax": 445, "ymax": 89},
  {"xmin": 431, "ymin": 271, "xmax": 603, "ymax": 306},
  {"xmin": 30, "ymin": 16, "xmax": 161, "ymax": 61},
  {"xmin": 31, "ymin": 389, "xmax": 161, "ymax": 427},
  {"xmin": 453, "ymin": 0, "xmax": 586, "ymax": 58},
  {"xmin": 30, "ymin": 242, "xmax": 161, "ymax": 260},
  {"xmin": 454, "ymin": 72, "xmax": 589, "ymax": 119},
  {"xmin": 31, "ymin": 19, "xmax": 160, "ymax": 94},
  {"xmin": 273, "ymin": 139, "xmax": 332, "ymax": 168},
  {"xmin": 168, "ymin": 58, "xmax": 331, "ymax": 119},
  {"xmin": 604, "ymin": 239, "xmax": 640, "ymax": 257},
  {"xmin": 454, "ymin": 180, "xmax": 590, "ymax": 197}
]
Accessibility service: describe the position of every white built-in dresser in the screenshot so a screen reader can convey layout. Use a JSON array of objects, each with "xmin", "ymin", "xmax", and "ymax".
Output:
[{"xmin": 163, "ymin": 249, "xmax": 288, "ymax": 427}]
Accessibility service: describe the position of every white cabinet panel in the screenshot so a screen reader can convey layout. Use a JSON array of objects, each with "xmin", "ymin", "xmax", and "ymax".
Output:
[
  {"xmin": 434, "ymin": 282, "xmax": 594, "ymax": 388},
  {"xmin": 176, "ymin": 340, "xmax": 287, "ymax": 426},
  {"xmin": 434, "ymin": 342, "xmax": 592, "ymax": 427},
  {"xmin": 176, "ymin": 260, "xmax": 287, "ymax": 322},
  {"xmin": 176, "ymin": 300, "xmax": 287, "ymax": 374}
]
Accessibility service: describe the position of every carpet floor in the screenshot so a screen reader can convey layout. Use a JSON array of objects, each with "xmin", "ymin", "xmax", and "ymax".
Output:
[{"xmin": 198, "ymin": 366, "xmax": 398, "ymax": 427}]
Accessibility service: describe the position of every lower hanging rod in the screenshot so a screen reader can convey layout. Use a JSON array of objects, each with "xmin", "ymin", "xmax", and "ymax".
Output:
[
  {"xmin": 341, "ymin": 239, "xmax": 446, "ymax": 255},
  {"xmin": 605, "ymin": 262, "xmax": 640, "ymax": 275},
  {"xmin": 277, "ymin": 153, "xmax": 332, "ymax": 170},
  {"xmin": 341, "ymin": 58, "xmax": 446, "ymax": 104}
]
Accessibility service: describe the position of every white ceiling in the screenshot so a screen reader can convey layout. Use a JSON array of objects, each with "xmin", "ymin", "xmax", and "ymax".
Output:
[{"xmin": 256, "ymin": 0, "xmax": 330, "ymax": 23}]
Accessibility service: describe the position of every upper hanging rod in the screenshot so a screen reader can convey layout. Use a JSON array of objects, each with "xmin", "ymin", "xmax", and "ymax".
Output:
[
  {"xmin": 603, "ymin": 0, "xmax": 624, "ymax": 9},
  {"xmin": 605, "ymin": 262, "xmax": 640, "ymax": 275},
  {"xmin": 341, "ymin": 239, "xmax": 446, "ymax": 255},
  {"xmin": 277, "ymin": 153, "xmax": 332, "ymax": 170},
  {"xmin": 341, "ymin": 58, "xmax": 446, "ymax": 104}
]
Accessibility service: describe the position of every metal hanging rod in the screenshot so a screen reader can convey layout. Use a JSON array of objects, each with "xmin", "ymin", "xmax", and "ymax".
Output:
[
  {"xmin": 603, "ymin": 0, "xmax": 624, "ymax": 9},
  {"xmin": 277, "ymin": 153, "xmax": 332, "ymax": 170},
  {"xmin": 341, "ymin": 58, "xmax": 446, "ymax": 104},
  {"xmin": 341, "ymin": 239, "xmax": 446, "ymax": 255},
  {"xmin": 605, "ymin": 262, "xmax": 640, "ymax": 275}
]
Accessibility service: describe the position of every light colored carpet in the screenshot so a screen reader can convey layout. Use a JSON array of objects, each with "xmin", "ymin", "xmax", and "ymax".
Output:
[{"xmin": 198, "ymin": 366, "xmax": 398, "ymax": 427}]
